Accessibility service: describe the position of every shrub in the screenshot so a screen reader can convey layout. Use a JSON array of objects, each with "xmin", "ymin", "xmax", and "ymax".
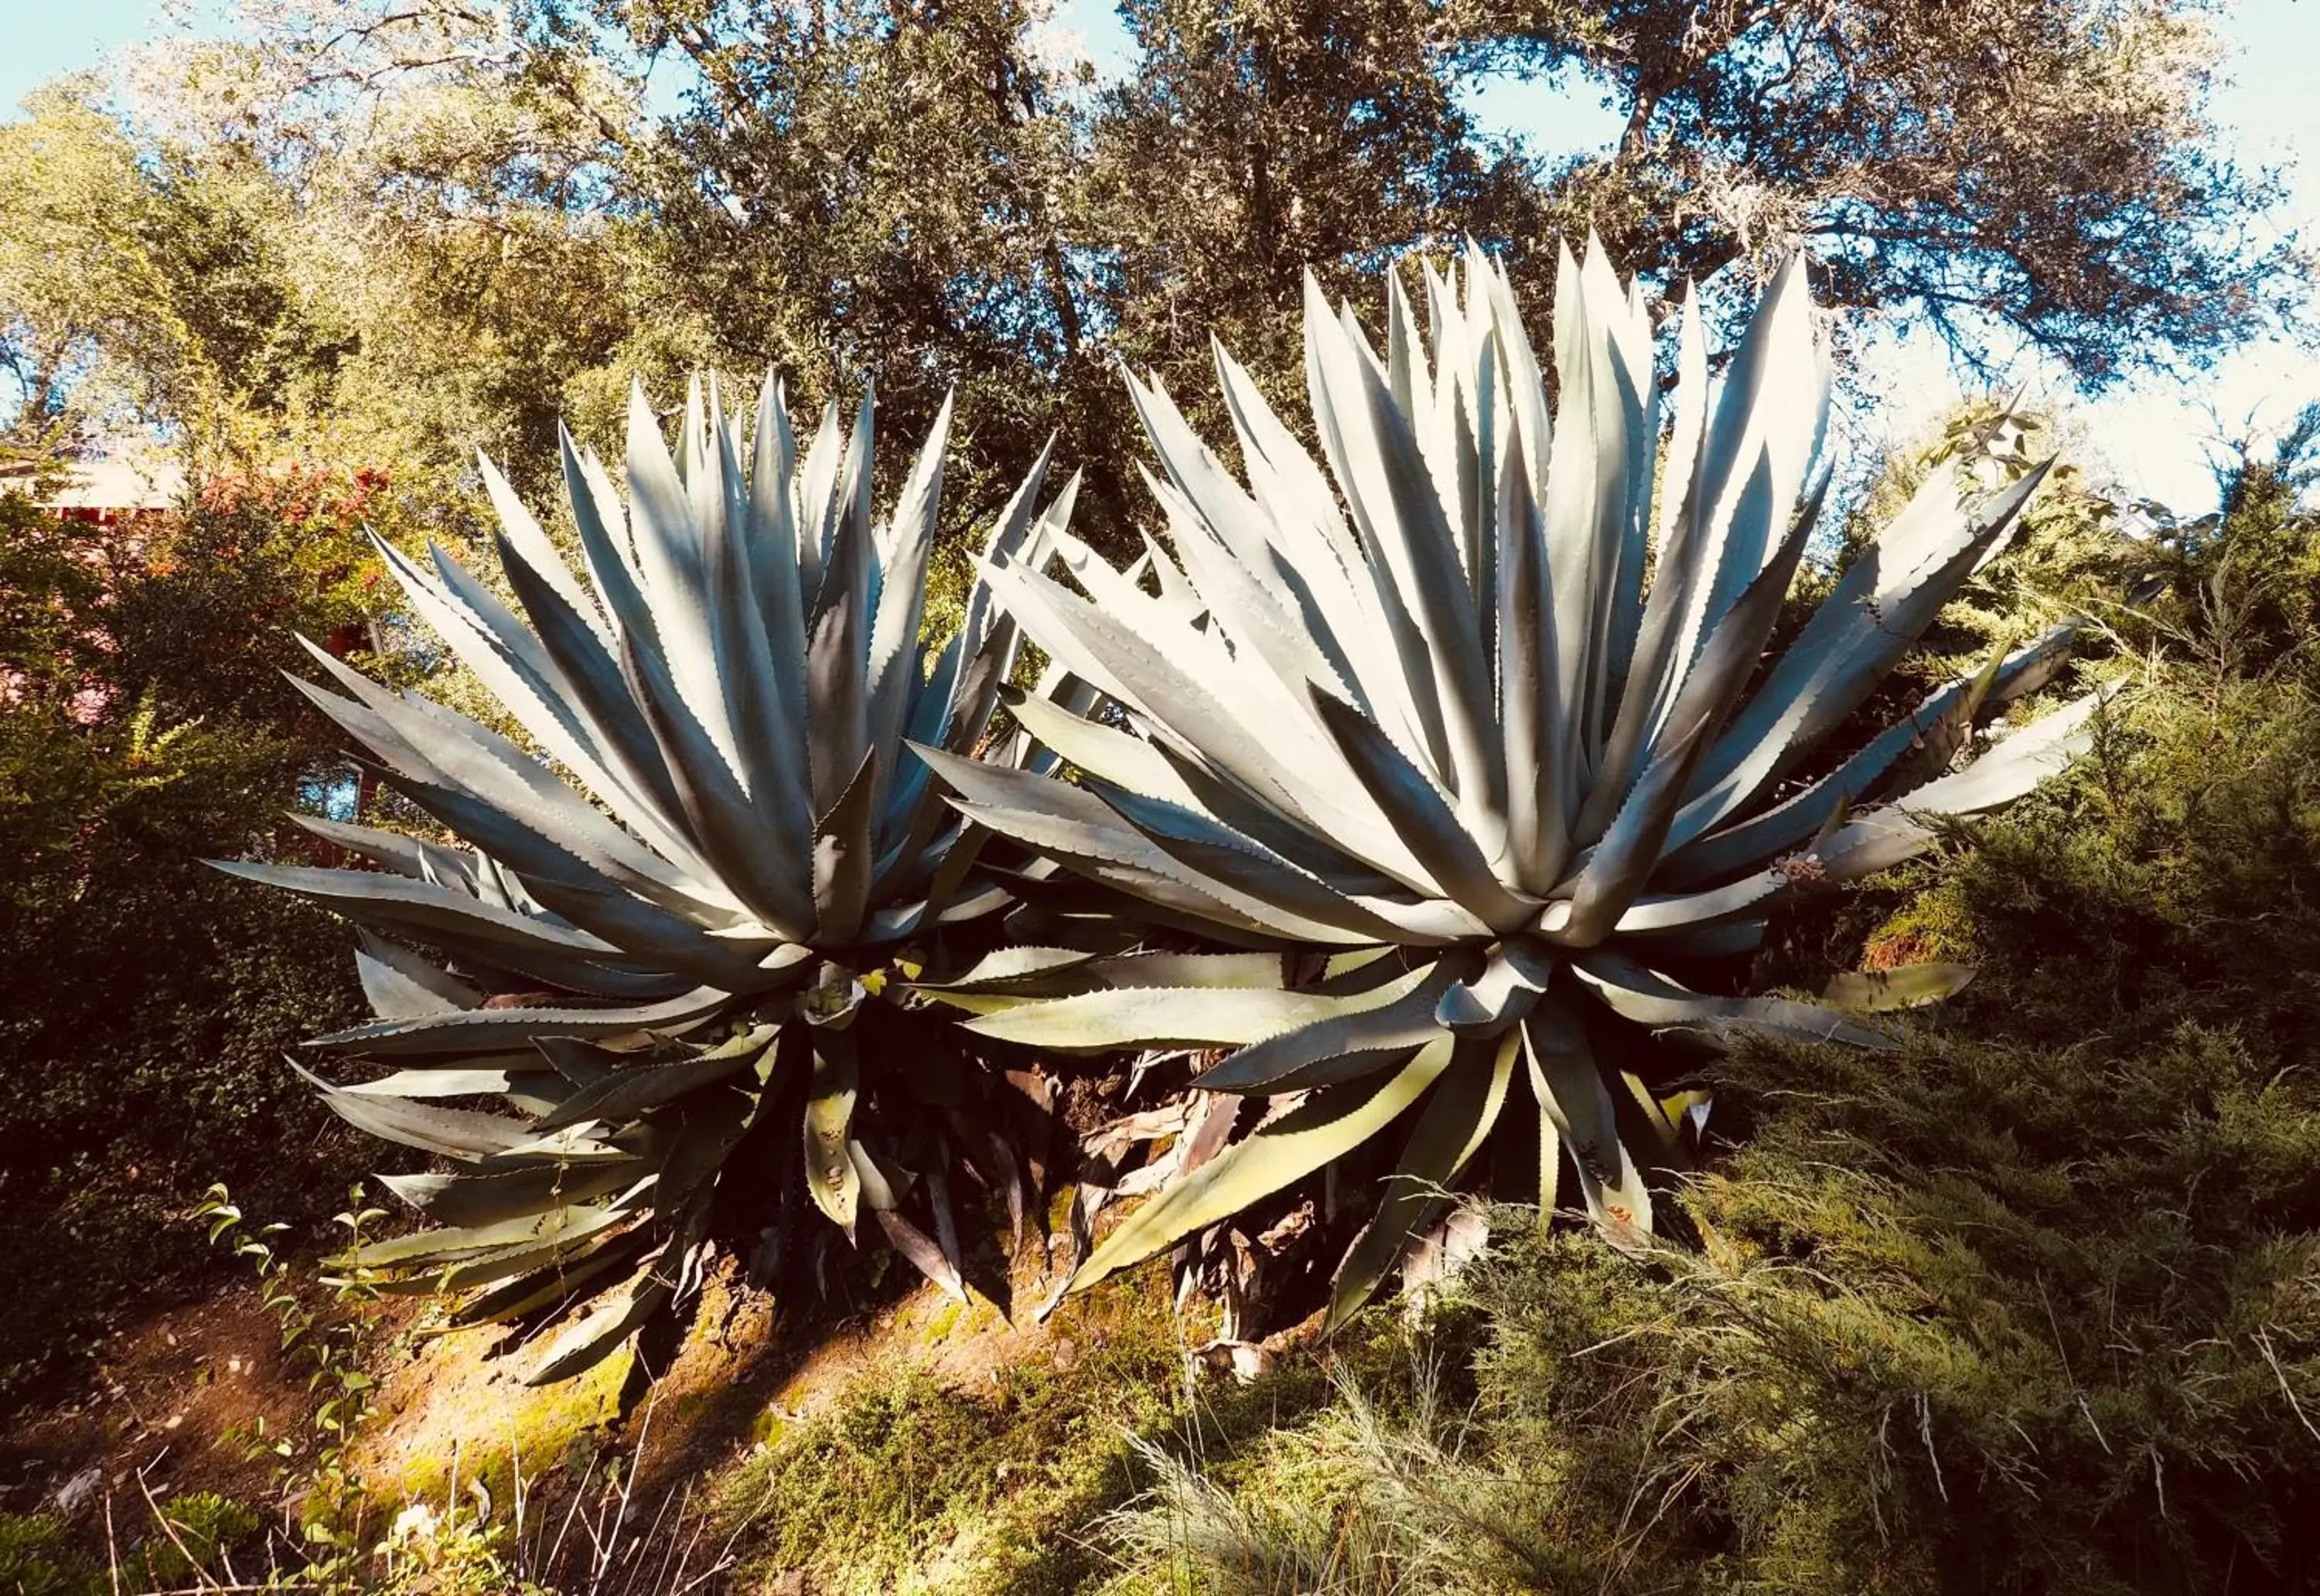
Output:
[
  {"xmin": 0, "ymin": 477, "xmax": 375, "ymax": 1405},
  {"xmin": 1100, "ymin": 456, "xmax": 2320, "ymax": 1594}
]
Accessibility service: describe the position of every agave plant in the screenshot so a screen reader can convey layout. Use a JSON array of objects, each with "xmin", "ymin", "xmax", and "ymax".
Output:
[
  {"xmin": 217, "ymin": 377, "xmax": 1077, "ymax": 1381},
  {"xmin": 914, "ymin": 241, "xmax": 2103, "ymax": 1325}
]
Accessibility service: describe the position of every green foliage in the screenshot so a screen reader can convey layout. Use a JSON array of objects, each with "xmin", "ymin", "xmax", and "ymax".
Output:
[
  {"xmin": 2134, "ymin": 403, "xmax": 2320, "ymax": 677},
  {"xmin": 715, "ymin": 1284, "xmax": 1325, "ymax": 1595},
  {"xmin": 191, "ymin": 1185, "xmax": 388, "ymax": 1515},
  {"xmin": 1098, "ymin": 476, "xmax": 2320, "ymax": 1595},
  {"xmin": 0, "ymin": 84, "xmax": 347, "ymax": 441},
  {"xmin": 0, "ymin": 1512, "xmax": 98, "ymax": 1596},
  {"xmin": 0, "ymin": 479, "xmax": 377, "ymax": 1405},
  {"xmin": 1475, "ymin": 0, "xmax": 2299, "ymax": 384},
  {"xmin": 16, "ymin": 0, "xmax": 2280, "ymax": 556},
  {"xmin": 139, "ymin": 1492, "xmax": 264, "ymax": 1589}
]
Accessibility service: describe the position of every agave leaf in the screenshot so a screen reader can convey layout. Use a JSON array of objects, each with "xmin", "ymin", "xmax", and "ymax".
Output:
[
  {"xmin": 1128, "ymin": 376, "xmax": 1366, "ymax": 704},
  {"xmin": 1138, "ymin": 466, "xmax": 1358, "ymax": 714},
  {"xmin": 285, "ymin": 697, "xmax": 760, "ymax": 981},
  {"xmin": 446, "ymin": 1230, "xmax": 652, "ymax": 1328},
  {"xmin": 909, "ymin": 946, "xmax": 1104, "ymax": 992},
  {"xmin": 1319, "ymin": 286, "xmax": 1503, "ymax": 824},
  {"xmin": 1609, "ymin": 871, "xmax": 1790, "ymax": 936},
  {"xmin": 424, "ymin": 1215, "xmax": 647, "ymax": 1298},
  {"xmin": 209, "ymin": 861, "xmax": 626, "ymax": 961},
  {"xmin": 306, "ymin": 987, "xmax": 731, "ymax": 1057},
  {"xmin": 1560, "ymin": 240, "xmax": 1653, "ymax": 770},
  {"xmin": 1554, "ymin": 472, "xmax": 1812, "ymax": 944},
  {"xmin": 531, "ymin": 1029, "xmax": 772, "ymax": 1134},
  {"xmin": 654, "ymin": 1085, "xmax": 764, "ymax": 1212},
  {"xmin": 921, "ymin": 744, "xmax": 1388, "ymax": 946},
  {"xmin": 295, "ymin": 656, "xmax": 718, "ymax": 922},
  {"xmin": 745, "ymin": 373, "xmax": 813, "ymax": 812},
  {"xmin": 470, "ymin": 527, "xmax": 697, "ymax": 871},
  {"xmin": 367, "ymin": 535, "xmax": 691, "ymax": 875},
  {"xmin": 1326, "ymin": 1031, "xmax": 1515, "ymax": 1327},
  {"xmin": 1885, "ymin": 687, "xmax": 2110, "ymax": 817},
  {"xmin": 1066, "ymin": 1033, "xmax": 1459, "ymax": 1294},
  {"xmin": 381, "ymin": 1162, "xmax": 646, "ymax": 1228},
  {"xmin": 1520, "ymin": 997, "xmax": 1651, "ymax": 1233},
  {"xmin": 343, "ymin": 1066, "xmax": 554, "ymax": 1100},
  {"xmin": 1214, "ymin": 346, "xmax": 1411, "ymax": 738},
  {"xmin": 1496, "ymin": 435, "xmax": 1567, "ymax": 893},
  {"xmin": 859, "ymin": 1144, "xmax": 968, "ymax": 1304},
  {"xmin": 979, "ymin": 547, "xmax": 1405, "ymax": 876},
  {"xmin": 872, "ymin": 1205, "xmax": 970, "ymax": 1302},
  {"xmin": 1680, "ymin": 462, "xmax": 2052, "ymax": 841},
  {"xmin": 793, "ymin": 398, "xmax": 844, "ymax": 595},
  {"xmin": 432, "ymin": 1211, "xmax": 646, "ymax": 1298},
  {"xmin": 1089, "ymin": 781, "xmax": 1411, "ymax": 943},
  {"xmin": 1660, "ymin": 621, "xmax": 2077, "ymax": 885},
  {"xmin": 482, "ymin": 1121, "xmax": 638, "ymax": 1167},
  {"xmin": 803, "ymin": 1027, "xmax": 861, "ymax": 1235},
  {"xmin": 1768, "ymin": 688, "xmax": 2112, "ymax": 890},
  {"xmin": 1308, "ymin": 689, "xmax": 1534, "ymax": 929},
  {"xmin": 623, "ymin": 384, "xmax": 745, "ymax": 772},
  {"xmin": 963, "ymin": 983, "xmax": 1387, "ymax": 1052},
  {"xmin": 1822, "ymin": 963, "xmax": 1977, "ymax": 1011},
  {"xmin": 1145, "ymin": 741, "xmax": 1418, "ymax": 899},
  {"xmin": 477, "ymin": 452, "xmax": 614, "ymax": 656},
  {"xmin": 526, "ymin": 1270, "xmax": 672, "ymax": 1386},
  {"xmin": 349, "ymin": 1204, "xmax": 625, "ymax": 1270},
  {"xmin": 286, "ymin": 815, "xmax": 473, "ymax": 889},
  {"xmin": 938, "ymin": 445, "xmax": 1063, "ymax": 751},
  {"xmin": 615, "ymin": 616, "xmax": 811, "ymax": 939},
  {"xmin": 998, "ymin": 686, "xmax": 1190, "ymax": 803},
  {"xmin": 1661, "ymin": 254, "xmax": 1822, "ymax": 712},
  {"xmin": 1597, "ymin": 291, "xmax": 1709, "ymax": 812},
  {"xmin": 556, "ymin": 427, "xmax": 650, "ymax": 644},
  {"xmin": 704, "ymin": 392, "xmax": 815, "ymax": 893},
  {"xmin": 810, "ymin": 749, "xmax": 879, "ymax": 946},
  {"xmin": 1302, "ymin": 284, "xmax": 1456, "ymax": 788},
  {"xmin": 1213, "ymin": 340, "xmax": 1370, "ymax": 617},
  {"xmin": 1080, "ymin": 950, "xmax": 1294, "ymax": 988},
  {"xmin": 805, "ymin": 394, "xmax": 875, "ymax": 820},
  {"xmin": 1572, "ymin": 950, "xmax": 1893, "ymax": 1049},
  {"xmin": 355, "ymin": 935, "xmax": 479, "ymax": 1020},
  {"xmin": 306, "ymin": 1070, "xmax": 536, "ymax": 1162},
  {"xmin": 865, "ymin": 390, "xmax": 956, "ymax": 789},
  {"xmin": 1435, "ymin": 938, "xmax": 1554, "ymax": 1035},
  {"xmin": 1194, "ymin": 960, "xmax": 1459, "ymax": 1092}
]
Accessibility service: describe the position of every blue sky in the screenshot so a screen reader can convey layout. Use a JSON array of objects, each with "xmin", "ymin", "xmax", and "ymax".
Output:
[{"xmin": 5, "ymin": 0, "xmax": 2315, "ymax": 511}]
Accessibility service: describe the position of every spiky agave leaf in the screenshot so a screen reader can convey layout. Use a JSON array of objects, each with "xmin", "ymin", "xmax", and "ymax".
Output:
[
  {"xmin": 921, "ymin": 241, "xmax": 2110, "ymax": 1324},
  {"xmin": 218, "ymin": 376, "xmax": 1078, "ymax": 1381}
]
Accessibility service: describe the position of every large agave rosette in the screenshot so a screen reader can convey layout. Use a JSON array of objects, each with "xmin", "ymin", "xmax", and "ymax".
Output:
[
  {"xmin": 917, "ymin": 243, "xmax": 2098, "ymax": 1323},
  {"xmin": 220, "ymin": 378, "xmax": 1076, "ymax": 1380}
]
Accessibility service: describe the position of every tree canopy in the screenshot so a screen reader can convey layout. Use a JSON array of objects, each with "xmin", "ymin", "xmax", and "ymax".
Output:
[
  {"xmin": 1464, "ymin": 0, "xmax": 2293, "ymax": 380},
  {"xmin": 0, "ymin": 0, "xmax": 2297, "ymax": 523}
]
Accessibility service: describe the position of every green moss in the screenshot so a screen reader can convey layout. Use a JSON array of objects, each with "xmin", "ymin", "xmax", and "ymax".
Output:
[
  {"xmin": 923, "ymin": 1298, "xmax": 967, "ymax": 1345},
  {"xmin": 370, "ymin": 1344, "xmax": 629, "ymax": 1513}
]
